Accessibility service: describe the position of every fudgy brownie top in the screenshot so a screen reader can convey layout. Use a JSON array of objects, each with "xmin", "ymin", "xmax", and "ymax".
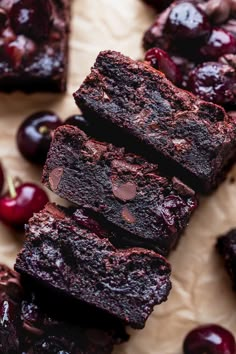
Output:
[
  {"xmin": 0, "ymin": 0, "xmax": 70, "ymax": 92},
  {"xmin": 15, "ymin": 203, "xmax": 172, "ymax": 329},
  {"xmin": 42, "ymin": 125, "xmax": 197, "ymax": 256},
  {"xmin": 217, "ymin": 229, "xmax": 236, "ymax": 289},
  {"xmin": 0, "ymin": 263, "xmax": 128, "ymax": 354},
  {"xmin": 74, "ymin": 50, "xmax": 236, "ymax": 192}
]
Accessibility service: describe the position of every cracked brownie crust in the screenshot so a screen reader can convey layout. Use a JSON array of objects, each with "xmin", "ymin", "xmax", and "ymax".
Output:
[{"xmin": 74, "ymin": 50, "xmax": 236, "ymax": 193}]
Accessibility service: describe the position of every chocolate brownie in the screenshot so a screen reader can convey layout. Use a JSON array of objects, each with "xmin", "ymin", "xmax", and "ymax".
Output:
[
  {"xmin": 73, "ymin": 50, "xmax": 236, "ymax": 193},
  {"xmin": 42, "ymin": 125, "xmax": 197, "ymax": 256},
  {"xmin": 217, "ymin": 229, "xmax": 236, "ymax": 289},
  {"xmin": 0, "ymin": 0, "xmax": 70, "ymax": 92},
  {"xmin": 0, "ymin": 264, "xmax": 128, "ymax": 354},
  {"xmin": 15, "ymin": 203, "xmax": 172, "ymax": 329}
]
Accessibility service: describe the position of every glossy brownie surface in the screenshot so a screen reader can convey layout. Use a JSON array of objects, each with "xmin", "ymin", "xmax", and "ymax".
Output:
[
  {"xmin": 0, "ymin": 0, "xmax": 70, "ymax": 92},
  {"xmin": 15, "ymin": 203, "xmax": 172, "ymax": 329},
  {"xmin": 74, "ymin": 50, "xmax": 236, "ymax": 193},
  {"xmin": 42, "ymin": 125, "xmax": 197, "ymax": 256}
]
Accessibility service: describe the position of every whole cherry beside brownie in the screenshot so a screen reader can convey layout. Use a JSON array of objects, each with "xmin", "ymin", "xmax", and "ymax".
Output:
[
  {"xmin": 183, "ymin": 324, "xmax": 236, "ymax": 354},
  {"xmin": 17, "ymin": 111, "xmax": 62, "ymax": 164},
  {"xmin": 143, "ymin": 1, "xmax": 236, "ymax": 106},
  {"xmin": 0, "ymin": 178, "xmax": 49, "ymax": 229}
]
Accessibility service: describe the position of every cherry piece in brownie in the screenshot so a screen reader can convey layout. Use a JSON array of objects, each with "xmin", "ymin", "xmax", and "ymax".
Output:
[
  {"xmin": 0, "ymin": 264, "xmax": 128, "ymax": 354},
  {"xmin": 217, "ymin": 229, "xmax": 236, "ymax": 289},
  {"xmin": 0, "ymin": 0, "xmax": 70, "ymax": 92},
  {"xmin": 42, "ymin": 125, "xmax": 197, "ymax": 256},
  {"xmin": 74, "ymin": 50, "xmax": 236, "ymax": 193},
  {"xmin": 15, "ymin": 203, "xmax": 172, "ymax": 329}
]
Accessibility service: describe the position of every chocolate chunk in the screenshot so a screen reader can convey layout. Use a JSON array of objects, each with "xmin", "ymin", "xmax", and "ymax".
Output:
[
  {"xmin": 112, "ymin": 182, "xmax": 137, "ymax": 202},
  {"xmin": 49, "ymin": 167, "xmax": 63, "ymax": 191},
  {"xmin": 121, "ymin": 207, "xmax": 136, "ymax": 224}
]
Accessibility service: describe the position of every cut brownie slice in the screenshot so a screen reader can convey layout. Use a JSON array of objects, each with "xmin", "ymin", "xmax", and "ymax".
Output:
[
  {"xmin": 42, "ymin": 125, "xmax": 197, "ymax": 256},
  {"xmin": 217, "ymin": 229, "xmax": 236, "ymax": 289},
  {"xmin": 0, "ymin": 264, "xmax": 128, "ymax": 354},
  {"xmin": 73, "ymin": 50, "xmax": 236, "ymax": 193},
  {"xmin": 15, "ymin": 203, "xmax": 172, "ymax": 329},
  {"xmin": 0, "ymin": 0, "xmax": 70, "ymax": 92}
]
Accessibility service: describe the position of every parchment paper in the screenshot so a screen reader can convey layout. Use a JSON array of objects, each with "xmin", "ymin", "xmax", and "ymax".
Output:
[{"xmin": 0, "ymin": 1, "xmax": 235, "ymax": 353}]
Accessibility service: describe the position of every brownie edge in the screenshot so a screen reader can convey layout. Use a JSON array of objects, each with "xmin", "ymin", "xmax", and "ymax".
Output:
[
  {"xmin": 15, "ymin": 203, "xmax": 172, "ymax": 329},
  {"xmin": 42, "ymin": 125, "xmax": 197, "ymax": 256},
  {"xmin": 73, "ymin": 50, "xmax": 236, "ymax": 193}
]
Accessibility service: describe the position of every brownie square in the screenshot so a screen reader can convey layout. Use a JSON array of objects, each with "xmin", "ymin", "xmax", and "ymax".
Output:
[
  {"xmin": 0, "ymin": 0, "xmax": 70, "ymax": 92},
  {"xmin": 15, "ymin": 203, "xmax": 172, "ymax": 329},
  {"xmin": 217, "ymin": 229, "xmax": 236, "ymax": 289},
  {"xmin": 42, "ymin": 125, "xmax": 197, "ymax": 256},
  {"xmin": 0, "ymin": 264, "xmax": 127, "ymax": 354},
  {"xmin": 73, "ymin": 50, "xmax": 236, "ymax": 193}
]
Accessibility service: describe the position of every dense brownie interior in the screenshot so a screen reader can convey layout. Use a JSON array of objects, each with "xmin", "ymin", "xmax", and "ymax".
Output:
[
  {"xmin": 15, "ymin": 203, "xmax": 172, "ymax": 329},
  {"xmin": 0, "ymin": 264, "xmax": 127, "ymax": 354},
  {"xmin": 42, "ymin": 125, "xmax": 197, "ymax": 256},
  {"xmin": 74, "ymin": 50, "xmax": 236, "ymax": 193}
]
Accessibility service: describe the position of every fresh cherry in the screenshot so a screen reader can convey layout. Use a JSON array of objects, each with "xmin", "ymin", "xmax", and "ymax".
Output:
[
  {"xmin": 64, "ymin": 114, "xmax": 102, "ymax": 138},
  {"xmin": 165, "ymin": 2, "xmax": 210, "ymax": 39},
  {"xmin": 183, "ymin": 324, "xmax": 236, "ymax": 354},
  {"xmin": 17, "ymin": 111, "xmax": 62, "ymax": 164},
  {"xmin": 0, "ymin": 163, "xmax": 4, "ymax": 195},
  {"xmin": 65, "ymin": 114, "xmax": 91, "ymax": 131},
  {"xmin": 4, "ymin": 35, "xmax": 35, "ymax": 68},
  {"xmin": 188, "ymin": 62, "xmax": 236, "ymax": 105},
  {"xmin": 10, "ymin": 0, "xmax": 52, "ymax": 41},
  {"xmin": 200, "ymin": 28, "xmax": 236, "ymax": 59},
  {"xmin": 145, "ymin": 47, "xmax": 182, "ymax": 85},
  {"xmin": 0, "ymin": 180, "xmax": 49, "ymax": 229}
]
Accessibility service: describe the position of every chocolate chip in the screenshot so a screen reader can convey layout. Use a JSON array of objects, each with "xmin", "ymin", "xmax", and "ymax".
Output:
[
  {"xmin": 112, "ymin": 182, "xmax": 137, "ymax": 202},
  {"xmin": 49, "ymin": 167, "xmax": 63, "ymax": 191},
  {"xmin": 121, "ymin": 207, "xmax": 136, "ymax": 223}
]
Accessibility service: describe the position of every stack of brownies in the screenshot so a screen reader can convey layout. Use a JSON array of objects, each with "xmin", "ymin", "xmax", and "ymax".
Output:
[{"xmin": 13, "ymin": 51, "xmax": 236, "ymax": 353}]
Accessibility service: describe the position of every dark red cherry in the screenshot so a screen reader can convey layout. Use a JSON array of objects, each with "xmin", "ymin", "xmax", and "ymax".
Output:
[
  {"xmin": 183, "ymin": 324, "xmax": 236, "ymax": 354},
  {"xmin": 200, "ymin": 28, "xmax": 236, "ymax": 59},
  {"xmin": 65, "ymin": 114, "xmax": 90, "ymax": 131},
  {"xmin": 145, "ymin": 47, "xmax": 182, "ymax": 85},
  {"xmin": 0, "ymin": 163, "xmax": 4, "ymax": 195},
  {"xmin": 188, "ymin": 62, "xmax": 236, "ymax": 105},
  {"xmin": 64, "ymin": 114, "xmax": 103, "ymax": 138},
  {"xmin": 165, "ymin": 2, "xmax": 210, "ymax": 39},
  {"xmin": 0, "ymin": 181, "xmax": 49, "ymax": 229},
  {"xmin": 10, "ymin": 0, "xmax": 52, "ymax": 41},
  {"xmin": 17, "ymin": 111, "xmax": 62, "ymax": 164},
  {"xmin": 4, "ymin": 35, "xmax": 36, "ymax": 68}
]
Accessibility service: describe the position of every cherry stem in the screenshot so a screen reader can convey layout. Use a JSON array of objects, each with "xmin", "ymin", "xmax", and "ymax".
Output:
[{"xmin": 7, "ymin": 175, "xmax": 16, "ymax": 199}]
